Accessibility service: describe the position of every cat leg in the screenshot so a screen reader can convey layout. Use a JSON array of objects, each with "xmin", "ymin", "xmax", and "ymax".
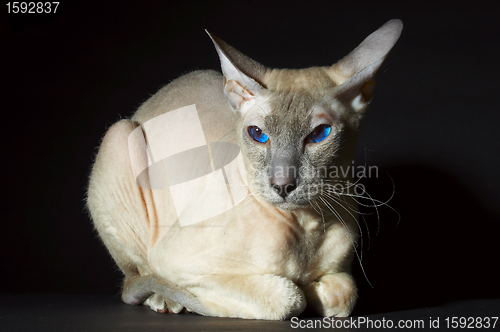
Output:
[
  {"xmin": 303, "ymin": 272, "xmax": 357, "ymax": 317},
  {"xmin": 122, "ymin": 275, "xmax": 208, "ymax": 315},
  {"xmin": 188, "ymin": 274, "xmax": 306, "ymax": 320},
  {"xmin": 123, "ymin": 273, "xmax": 306, "ymax": 320},
  {"xmin": 88, "ymin": 120, "xmax": 188, "ymax": 314},
  {"xmin": 87, "ymin": 120, "xmax": 152, "ymax": 281}
]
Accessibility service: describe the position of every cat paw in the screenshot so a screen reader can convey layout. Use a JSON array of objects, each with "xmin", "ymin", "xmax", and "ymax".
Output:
[
  {"xmin": 259, "ymin": 275, "xmax": 306, "ymax": 320},
  {"xmin": 303, "ymin": 273, "xmax": 357, "ymax": 317},
  {"xmin": 143, "ymin": 293, "xmax": 184, "ymax": 314}
]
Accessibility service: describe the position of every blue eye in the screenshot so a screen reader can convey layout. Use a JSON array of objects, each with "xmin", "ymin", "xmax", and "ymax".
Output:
[
  {"xmin": 248, "ymin": 126, "xmax": 269, "ymax": 143},
  {"xmin": 308, "ymin": 124, "xmax": 331, "ymax": 143}
]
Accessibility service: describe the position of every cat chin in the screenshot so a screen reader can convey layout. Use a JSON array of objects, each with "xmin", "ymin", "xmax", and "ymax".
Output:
[
  {"xmin": 261, "ymin": 193, "xmax": 313, "ymax": 211},
  {"xmin": 273, "ymin": 201, "xmax": 309, "ymax": 212}
]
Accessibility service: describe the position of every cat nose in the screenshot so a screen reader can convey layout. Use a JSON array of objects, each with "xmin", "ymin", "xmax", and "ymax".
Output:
[{"xmin": 271, "ymin": 178, "xmax": 297, "ymax": 199}]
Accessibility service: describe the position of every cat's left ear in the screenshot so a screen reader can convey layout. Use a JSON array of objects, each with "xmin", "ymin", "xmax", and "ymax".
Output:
[
  {"xmin": 206, "ymin": 30, "xmax": 267, "ymax": 112},
  {"xmin": 328, "ymin": 19, "xmax": 403, "ymax": 112}
]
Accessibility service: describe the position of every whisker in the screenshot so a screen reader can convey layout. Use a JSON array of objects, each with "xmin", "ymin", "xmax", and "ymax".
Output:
[
  {"xmin": 320, "ymin": 192, "xmax": 365, "ymax": 261},
  {"xmin": 322, "ymin": 186, "xmax": 365, "ymax": 214},
  {"xmin": 317, "ymin": 196, "xmax": 373, "ymax": 288},
  {"xmin": 333, "ymin": 182, "xmax": 399, "ymax": 236},
  {"xmin": 322, "ymin": 183, "xmax": 374, "ymax": 252},
  {"xmin": 310, "ymin": 200, "xmax": 326, "ymax": 234}
]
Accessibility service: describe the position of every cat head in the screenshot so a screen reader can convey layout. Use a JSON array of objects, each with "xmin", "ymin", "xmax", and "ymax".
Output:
[{"xmin": 208, "ymin": 20, "xmax": 403, "ymax": 211}]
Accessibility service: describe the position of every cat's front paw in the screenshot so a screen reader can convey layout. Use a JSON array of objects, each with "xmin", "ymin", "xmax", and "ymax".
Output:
[
  {"xmin": 303, "ymin": 273, "xmax": 357, "ymax": 317},
  {"xmin": 260, "ymin": 275, "xmax": 306, "ymax": 320},
  {"xmin": 144, "ymin": 293, "xmax": 184, "ymax": 314}
]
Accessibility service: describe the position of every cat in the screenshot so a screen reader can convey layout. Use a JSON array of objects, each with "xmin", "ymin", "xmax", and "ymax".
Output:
[{"xmin": 86, "ymin": 19, "xmax": 403, "ymax": 320}]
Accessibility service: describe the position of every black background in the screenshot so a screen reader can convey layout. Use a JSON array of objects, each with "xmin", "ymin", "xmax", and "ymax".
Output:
[{"xmin": 3, "ymin": 0, "xmax": 499, "ymax": 316}]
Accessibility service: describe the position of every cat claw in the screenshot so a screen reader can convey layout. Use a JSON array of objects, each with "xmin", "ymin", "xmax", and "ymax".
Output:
[{"xmin": 156, "ymin": 308, "xmax": 187, "ymax": 314}]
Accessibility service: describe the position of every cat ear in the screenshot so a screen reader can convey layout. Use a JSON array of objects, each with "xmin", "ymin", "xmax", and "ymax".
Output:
[
  {"xmin": 329, "ymin": 19, "xmax": 403, "ymax": 112},
  {"xmin": 206, "ymin": 30, "xmax": 267, "ymax": 112}
]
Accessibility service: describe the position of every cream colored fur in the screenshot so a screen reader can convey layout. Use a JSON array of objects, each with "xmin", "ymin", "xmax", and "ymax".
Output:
[{"xmin": 87, "ymin": 20, "xmax": 402, "ymax": 320}]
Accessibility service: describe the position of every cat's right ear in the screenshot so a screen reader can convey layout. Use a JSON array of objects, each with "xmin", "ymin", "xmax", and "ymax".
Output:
[{"xmin": 206, "ymin": 30, "xmax": 267, "ymax": 112}]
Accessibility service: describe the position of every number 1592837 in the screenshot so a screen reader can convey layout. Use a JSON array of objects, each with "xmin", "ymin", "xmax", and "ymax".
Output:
[{"xmin": 6, "ymin": 2, "xmax": 60, "ymax": 14}]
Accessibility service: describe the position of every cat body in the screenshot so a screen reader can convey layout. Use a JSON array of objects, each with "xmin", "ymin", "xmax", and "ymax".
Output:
[{"xmin": 87, "ymin": 20, "xmax": 403, "ymax": 320}]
